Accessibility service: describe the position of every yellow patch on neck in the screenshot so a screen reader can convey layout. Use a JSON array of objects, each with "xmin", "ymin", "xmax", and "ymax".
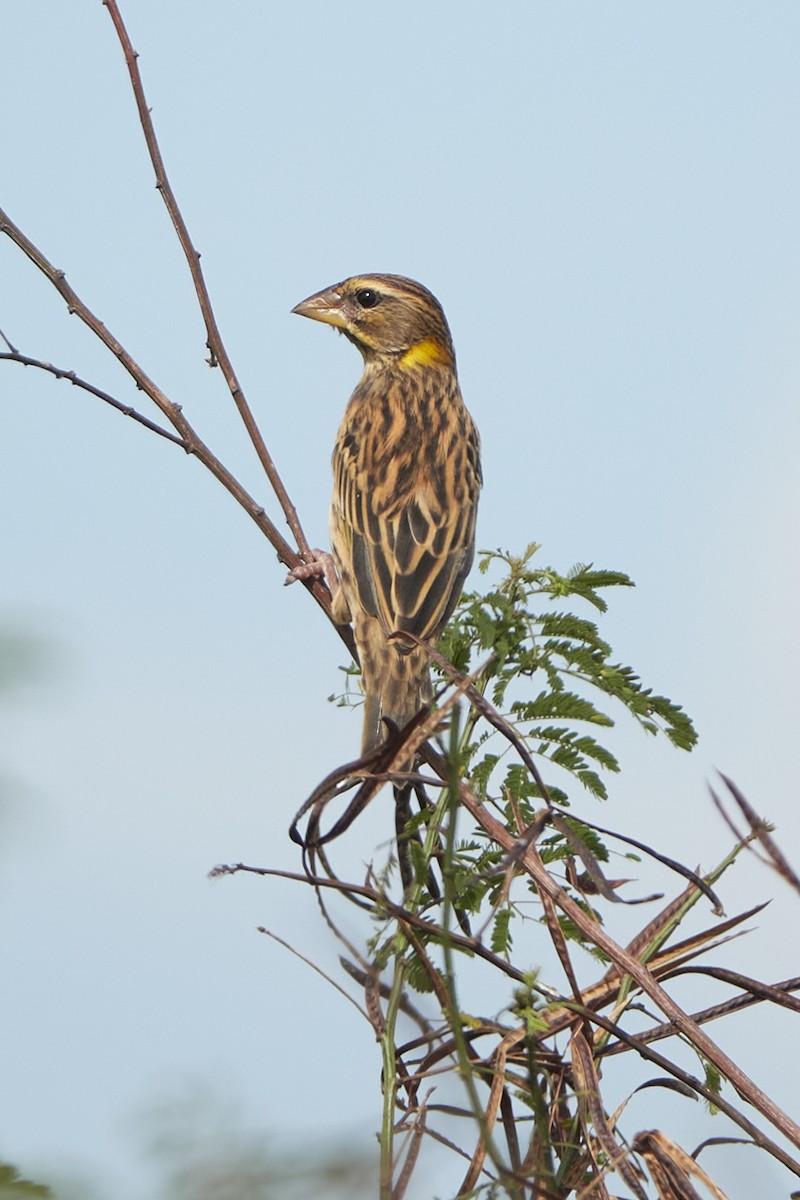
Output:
[{"xmin": 397, "ymin": 338, "xmax": 451, "ymax": 369}]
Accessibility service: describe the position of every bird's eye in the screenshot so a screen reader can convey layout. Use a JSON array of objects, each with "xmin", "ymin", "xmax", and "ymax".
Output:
[{"xmin": 355, "ymin": 288, "xmax": 380, "ymax": 309}]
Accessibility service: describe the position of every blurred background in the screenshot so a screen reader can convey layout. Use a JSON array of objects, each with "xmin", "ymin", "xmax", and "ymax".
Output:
[{"xmin": 2, "ymin": 3, "xmax": 800, "ymax": 1196}]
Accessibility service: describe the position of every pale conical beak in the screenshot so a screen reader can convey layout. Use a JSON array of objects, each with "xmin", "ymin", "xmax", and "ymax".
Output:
[{"xmin": 291, "ymin": 285, "xmax": 348, "ymax": 329}]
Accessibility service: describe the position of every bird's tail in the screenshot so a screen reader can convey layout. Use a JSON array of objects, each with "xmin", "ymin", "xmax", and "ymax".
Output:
[
  {"xmin": 359, "ymin": 633, "xmax": 431, "ymax": 755},
  {"xmin": 356, "ymin": 621, "xmax": 437, "ymax": 894}
]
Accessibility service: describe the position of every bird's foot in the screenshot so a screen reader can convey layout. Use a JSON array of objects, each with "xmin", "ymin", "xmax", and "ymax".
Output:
[{"xmin": 285, "ymin": 548, "xmax": 340, "ymax": 597}]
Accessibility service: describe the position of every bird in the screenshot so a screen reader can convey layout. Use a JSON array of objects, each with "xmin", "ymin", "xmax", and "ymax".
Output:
[{"xmin": 291, "ymin": 274, "xmax": 482, "ymax": 757}]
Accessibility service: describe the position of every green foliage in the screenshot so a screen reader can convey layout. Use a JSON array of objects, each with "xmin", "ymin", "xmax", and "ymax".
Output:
[
  {"xmin": 540, "ymin": 816, "xmax": 610, "ymax": 866},
  {"xmin": 434, "ymin": 544, "xmax": 697, "ymax": 956},
  {"xmin": 337, "ymin": 545, "xmax": 699, "ymax": 1001},
  {"xmin": 314, "ymin": 544, "xmax": 768, "ymax": 1196},
  {"xmin": 0, "ymin": 1164, "xmax": 53, "ymax": 1198},
  {"xmin": 510, "ymin": 974, "xmax": 551, "ymax": 1039},
  {"xmin": 702, "ymin": 1057, "xmax": 722, "ymax": 1115},
  {"xmin": 490, "ymin": 906, "xmax": 514, "ymax": 958},
  {"xmin": 403, "ymin": 953, "xmax": 438, "ymax": 995},
  {"xmin": 439, "ymin": 545, "xmax": 697, "ymax": 809}
]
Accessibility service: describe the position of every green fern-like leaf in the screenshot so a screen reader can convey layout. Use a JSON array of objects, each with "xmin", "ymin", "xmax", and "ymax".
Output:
[
  {"xmin": 511, "ymin": 692, "xmax": 614, "ymax": 726},
  {"xmin": 490, "ymin": 907, "xmax": 514, "ymax": 957},
  {"xmin": 440, "ymin": 543, "xmax": 697, "ymax": 818},
  {"xmin": 403, "ymin": 954, "xmax": 437, "ymax": 995}
]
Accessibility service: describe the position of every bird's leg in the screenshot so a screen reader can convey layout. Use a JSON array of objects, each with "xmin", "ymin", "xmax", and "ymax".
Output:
[{"xmin": 285, "ymin": 548, "xmax": 340, "ymax": 600}]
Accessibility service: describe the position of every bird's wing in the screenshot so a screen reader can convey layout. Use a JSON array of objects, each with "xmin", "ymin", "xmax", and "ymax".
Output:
[{"xmin": 333, "ymin": 417, "xmax": 480, "ymax": 644}]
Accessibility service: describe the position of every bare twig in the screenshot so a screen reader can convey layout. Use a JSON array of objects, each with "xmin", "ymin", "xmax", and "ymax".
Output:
[
  {"xmin": 553, "ymin": 1002, "xmax": 800, "ymax": 1178},
  {"xmin": 392, "ymin": 1092, "xmax": 431, "ymax": 1200},
  {"xmin": 102, "ymin": 0, "xmax": 312, "ymax": 561},
  {"xmin": 257, "ymin": 927, "xmax": 368, "ymax": 1022},
  {"xmin": 550, "ymin": 807, "xmax": 723, "ymax": 913},
  {"xmin": 457, "ymin": 1034, "xmax": 515, "ymax": 1197},
  {"xmin": 712, "ymin": 772, "xmax": 800, "ymax": 895},
  {"xmin": 0, "ymin": 326, "xmax": 19, "ymax": 353},
  {"xmin": 453, "ymin": 783, "xmax": 800, "ymax": 1170},
  {"xmin": 1, "ymin": 352, "xmax": 186, "ymax": 446},
  {"xmin": 600, "ymin": 975, "xmax": 800, "ymax": 1058},
  {"xmin": 571, "ymin": 1030, "xmax": 647, "ymax": 1199},
  {"xmin": 212, "ymin": 861, "xmax": 531, "ymax": 986},
  {"xmin": 0, "ymin": 204, "xmax": 355, "ymax": 655}
]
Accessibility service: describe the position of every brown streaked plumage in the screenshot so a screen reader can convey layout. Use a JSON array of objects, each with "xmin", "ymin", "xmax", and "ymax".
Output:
[{"xmin": 292, "ymin": 274, "xmax": 482, "ymax": 753}]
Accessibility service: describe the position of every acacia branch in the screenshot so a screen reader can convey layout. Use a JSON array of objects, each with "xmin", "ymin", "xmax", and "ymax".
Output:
[
  {"xmin": 0, "ymin": 205, "xmax": 268, "ymax": 528},
  {"xmin": 219, "ymin": 852, "xmax": 800, "ymax": 1185},
  {"xmin": 289, "ymin": 647, "xmax": 800, "ymax": 1183},
  {"xmin": 1, "ymin": 352, "xmax": 186, "ymax": 446},
  {"xmin": 598, "ymin": 974, "xmax": 800, "ymax": 1058},
  {"xmin": 455, "ymin": 783, "xmax": 800, "ymax": 1172},
  {"xmin": 0, "ymin": 203, "xmax": 355, "ymax": 657},
  {"xmin": 101, "ymin": 0, "xmax": 311, "ymax": 560}
]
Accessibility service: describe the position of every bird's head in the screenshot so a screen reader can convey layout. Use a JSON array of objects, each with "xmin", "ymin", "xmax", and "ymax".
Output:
[{"xmin": 292, "ymin": 274, "xmax": 455, "ymax": 370}]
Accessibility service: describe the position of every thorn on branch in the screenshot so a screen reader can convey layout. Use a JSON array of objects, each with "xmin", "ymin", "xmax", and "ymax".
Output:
[
  {"xmin": 0, "ymin": 326, "xmax": 19, "ymax": 354},
  {"xmin": 0, "ymin": 351, "xmax": 189, "ymax": 448}
]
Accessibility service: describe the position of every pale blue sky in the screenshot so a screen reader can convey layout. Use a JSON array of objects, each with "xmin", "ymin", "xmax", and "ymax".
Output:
[{"xmin": 2, "ymin": 3, "xmax": 800, "ymax": 1197}]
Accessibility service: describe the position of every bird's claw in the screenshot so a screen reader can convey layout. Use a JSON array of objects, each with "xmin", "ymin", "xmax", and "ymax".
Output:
[{"xmin": 285, "ymin": 549, "xmax": 339, "ymax": 596}]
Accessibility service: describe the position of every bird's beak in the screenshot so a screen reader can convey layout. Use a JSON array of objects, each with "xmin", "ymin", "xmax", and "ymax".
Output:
[{"xmin": 291, "ymin": 285, "xmax": 348, "ymax": 329}]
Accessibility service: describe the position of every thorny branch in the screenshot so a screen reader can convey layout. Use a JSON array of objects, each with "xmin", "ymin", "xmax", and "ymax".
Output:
[
  {"xmin": 0, "ymin": 4, "xmax": 356, "ymax": 656},
  {"xmin": 0, "ymin": 352, "xmax": 187, "ymax": 446},
  {"xmin": 0, "ymin": 200, "xmax": 354, "ymax": 638},
  {"xmin": 219, "ymin": 809, "xmax": 800, "ymax": 1193},
  {"xmin": 265, "ymin": 662, "xmax": 800, "ymax": 1195},
  {"xmin": 458, "ymin": 791, "xmax": 800, "ymax": 1154},
  {"xmin": 101, "ymin": 0, "xmax": 311, "ymax": 562}
]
